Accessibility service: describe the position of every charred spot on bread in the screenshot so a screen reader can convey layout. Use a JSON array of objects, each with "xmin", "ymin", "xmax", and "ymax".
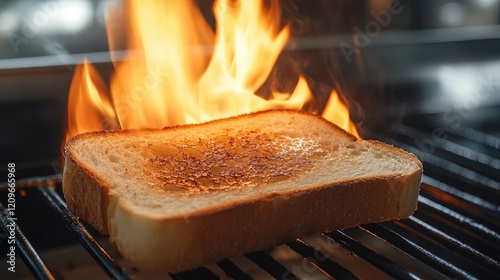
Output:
[{"xmin": 145, "ymin": 129, "xmax": 335, "ymax": 194}]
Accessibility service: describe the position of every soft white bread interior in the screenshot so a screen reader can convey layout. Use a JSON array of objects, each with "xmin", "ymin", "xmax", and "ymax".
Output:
[{"xmin": 62, "ymin": 109, "xmax": 422, "ymax": 272}]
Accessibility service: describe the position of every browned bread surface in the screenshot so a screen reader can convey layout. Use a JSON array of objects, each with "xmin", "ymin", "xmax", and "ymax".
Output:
[{"xmin": 62, "ymin": 110, "xmax": 422, "ymax": 272}]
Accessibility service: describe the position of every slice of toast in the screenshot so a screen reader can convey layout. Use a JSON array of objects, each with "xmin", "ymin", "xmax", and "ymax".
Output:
[{"xmin": 62, "ymin": 109, "xmax": 422, "ymax": 272}]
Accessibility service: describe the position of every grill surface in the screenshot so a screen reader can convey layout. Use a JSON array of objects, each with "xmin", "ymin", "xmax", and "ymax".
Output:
[{"xmin": 1, "ymin": 108, "xmax": 499, "ymax": 279}]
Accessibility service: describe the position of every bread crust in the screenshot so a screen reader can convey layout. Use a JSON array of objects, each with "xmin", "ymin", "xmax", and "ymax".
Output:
[
  {"xmin": 62, "ymin": 110, "xmax": 422, "ymax": 272},
  {"xmin": 63, "ymin": 151, "xmax": 109, "ymax": 233}
]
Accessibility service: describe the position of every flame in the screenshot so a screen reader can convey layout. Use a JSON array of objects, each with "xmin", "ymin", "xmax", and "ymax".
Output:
[
  {"xmin": 323, "ymin": 90, "xmax": 360, "ymax": 138},
  {"xmin": 65, "ymin": 0, "xmax": 360, "ymax": 148},
  {"xmin": 65, "ymin": 60, "xmax": 118, "ymax": 145}
]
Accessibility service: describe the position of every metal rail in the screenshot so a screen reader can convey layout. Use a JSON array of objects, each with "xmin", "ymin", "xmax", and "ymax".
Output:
[
  {"xmin": 36, "ymin": 186, "xmax": 130, "ymax": 280},
  {"xmin": 0, "ymin": 203, "xmax": 55, "ymax": 280}
]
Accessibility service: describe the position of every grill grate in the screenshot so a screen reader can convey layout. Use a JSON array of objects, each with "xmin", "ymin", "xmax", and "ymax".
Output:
[
  {"xmin": 324, "ymin": 231, "xmax": 419, "ymax": 279},
  {"xmin": 1, "ymin": 115, "xmax": 500, "ymax": 279},
  {"xmin": 0, "ymin": 205, "xmax": 53, "ymax": 280},
  {"xmin": 37, "ymin": 186, "xmax": 130, "ymax": 279}
]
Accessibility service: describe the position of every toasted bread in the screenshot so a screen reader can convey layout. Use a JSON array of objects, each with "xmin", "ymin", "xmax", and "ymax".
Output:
[{"xmin": 62, "ymin": 110, "xmax": 422, "ymax": 272}]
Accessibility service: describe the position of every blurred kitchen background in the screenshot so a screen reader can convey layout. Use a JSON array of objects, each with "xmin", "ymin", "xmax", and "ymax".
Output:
[{"xmin": 1, "ymin": 0, "xmax": 499, "ymax": 178}]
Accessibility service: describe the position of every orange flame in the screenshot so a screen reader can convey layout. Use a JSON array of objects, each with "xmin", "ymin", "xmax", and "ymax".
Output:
[
  {"xmin": 65, "ymin": 60, "xmax": 118, "ymax": 145},
  {"xmin": 65, "ymin": 0, "xmax": 359, "ymax": 147},
  {"xmin": 323, "ymin": 90, "xmax": 360, "ymax": 139}
]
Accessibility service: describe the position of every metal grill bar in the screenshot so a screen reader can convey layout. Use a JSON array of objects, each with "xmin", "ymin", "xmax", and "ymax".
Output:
[
  {"xmin": 0, "ymin": 204, "xmax": 55, "ymax": 280},
  {"xmin": 370, "ymin": 126, "xmax": 500, "ymax": 217},
  {"xmin": 422, "ymin": 166, "xmax": 500, "ymax": 206},
  {"xmin": 383, "ymin": 139, "xmax": 500, "ymax": 192},
  {"xmin": 421, "ymin": 176, "xmax": 499, "ymax": 214},
  {"xmin": 421, "ymin": 189, "xmax": 498, "ymax": 229},
  {"xmin": 393, "ymin": 124, "xmax": 500, "ymax": 172},
  {"xmin": 216, "ymin": 259, "xmax": 252, "ymax": 280},
  {"xmin": 170, "ymin": 267, "xmax": 219, "ymax": 280},
  {"xmin": 412, "ymin": 210, "xmax": 500, "ymax": 263},
  {"xmin": 36, "ymin": 186, "xmax": 130, "ymax": 280},
  {"xmin": 386, "ymin": 220, "xmax": 500, "ymax": 279},
  {"xmin": 286, "ymin": 239, "xmax": 359, "ymax": 279},
  {"xmin": 360, "ymin": 223, "xmax": 477, "ymax": 280},
  {"xmin": 244, "ymin": 251, "xmax": 298, "ymax": 279},
  {"xmin": 369, "ymin": 126, "xmax": 500, "ymax": 192},
  {"xmin": 325, "ymin": 231, "xmax": 419, "ymax": 280},
  {"xmin": 417, "ymin": 195, "xmax": 500, "ymax": 244},
  {"xmin": 0, "ymin": 174, "xmax": 62, "ymax": 190},
  {"xmin": 397, "ymin": 216, "xmax": 500, "ymax": 272},
  {"xmin": 402, "ymin": 121, "xmax": 500, "ymax": 151},
  {"xmin": 366, "ymin": 122, "xmax": 500, "ymax": 278}
]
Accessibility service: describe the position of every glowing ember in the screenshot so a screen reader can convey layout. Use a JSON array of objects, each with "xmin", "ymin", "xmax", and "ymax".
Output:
[{"xmin": 65, "ymin": 0, "xmax": 360, "ymax": 148}]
